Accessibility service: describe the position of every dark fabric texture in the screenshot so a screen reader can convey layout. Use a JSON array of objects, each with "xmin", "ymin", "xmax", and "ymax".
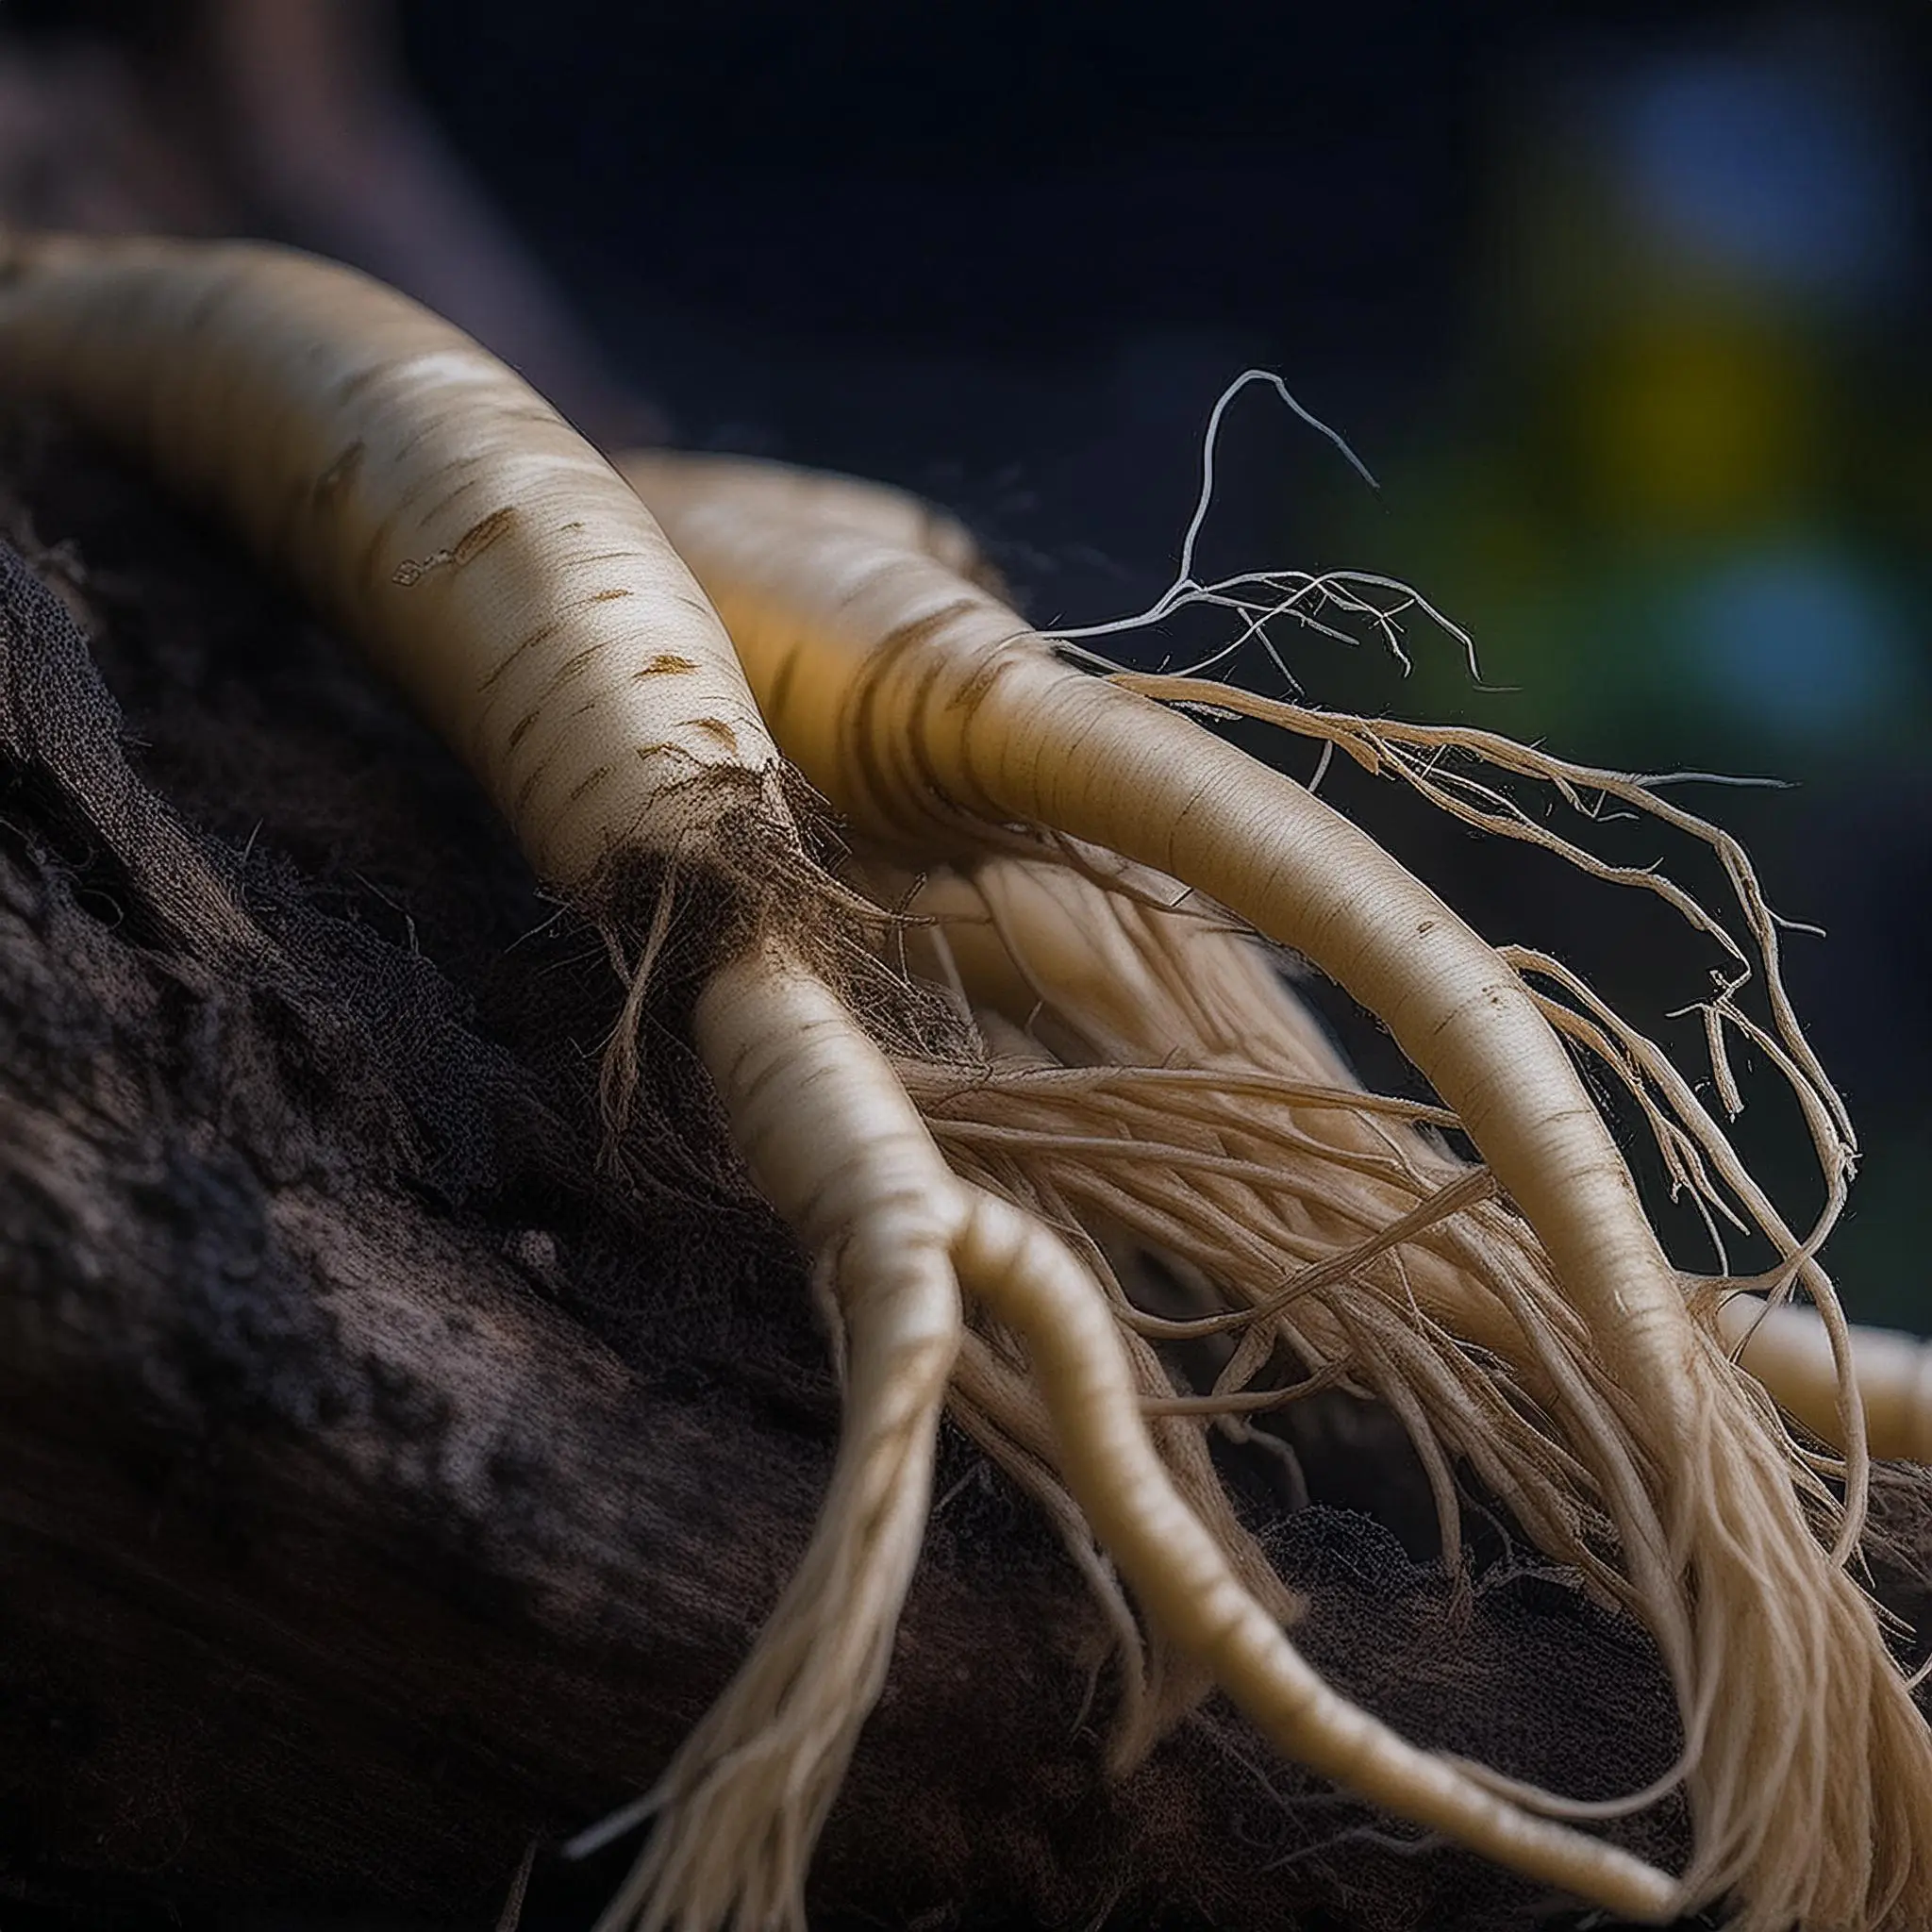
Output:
[{"xmin": 0, "ymin": 414, "xmax": 1919, "ymax": 1932}]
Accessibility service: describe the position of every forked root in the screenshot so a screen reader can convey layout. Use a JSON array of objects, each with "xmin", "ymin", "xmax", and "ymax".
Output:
[
  {"xmin": 953, "ymin": 1187, "xmax": 1683, "ymax": 1924},
  {"xmin": 581, "ymin": 937, "xmax": 1690, "ymax": 1928}
]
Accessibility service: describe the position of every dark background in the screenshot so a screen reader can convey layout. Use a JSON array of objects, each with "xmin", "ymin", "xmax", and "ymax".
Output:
[{"xmin": 8, "ymin": 0, "xmax": 1932, "ymax": 1330}]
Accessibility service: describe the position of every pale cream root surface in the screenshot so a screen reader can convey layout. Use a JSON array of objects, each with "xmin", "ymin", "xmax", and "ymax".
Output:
[
  {"xmin": 0, "ymin": 236, "xmax": 779, "ymax": 887},
  {"xmin": 575, "ymin": 948, "xmax": 966, "ymax": 1932},
  {"xmin": 0, "ymin": 239, "xmax": 984, "ymax": 1931},
  {"xmin": 901, "ymin": 854, "xmax": 1932, "ymax": 1922},
  {"xmin": 1722, "ymin": 1297, "xmax": 1932, "ymax": 1464}
]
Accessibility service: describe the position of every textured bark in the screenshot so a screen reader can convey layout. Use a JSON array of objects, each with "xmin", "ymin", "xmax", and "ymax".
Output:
[{"xmin": 0, "ymin": 415, "xmax": 1910, "ymax": 1932}]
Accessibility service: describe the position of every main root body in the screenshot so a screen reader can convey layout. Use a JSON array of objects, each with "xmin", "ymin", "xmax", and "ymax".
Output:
[{"xmin": 2, "ymin": 232, "xmax": 1922, "ymax": 1932}]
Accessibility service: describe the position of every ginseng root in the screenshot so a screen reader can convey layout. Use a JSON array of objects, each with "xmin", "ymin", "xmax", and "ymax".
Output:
[{"xmin": 0, "ymin": 236, "xmax": 1684, "ymax": 1927}]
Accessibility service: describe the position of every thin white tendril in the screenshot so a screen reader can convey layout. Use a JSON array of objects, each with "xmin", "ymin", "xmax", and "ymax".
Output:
[{"xmin": 1045, "ymin": 371, "xmax": 1476, "ymax": 683}]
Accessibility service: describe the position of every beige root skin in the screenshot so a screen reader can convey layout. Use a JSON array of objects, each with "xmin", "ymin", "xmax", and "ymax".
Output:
[
  {"xmin": 0, "ymin": 234, "xmax": 773, "ymax": 888},
  {"xmin": 0, "ymin": 239, "xmax": 954, "ymax": 1929},
  {"xmin": 620, "ymin": 450, "xmax": 1932, "ymax": 1930},
  {"xmin": 576, "ymin": 949, "xmax": 967, "ymax": 1932},
  {"xmin": 899, "ymin": 850, "xmax": 1924, "ymax": 1921},
  {"xmin": 904, "ymin": 864, "xmax": 1924, "ymax": 1927},
  {"xmin": 1721, "ymin": 1297, "xmax": 1932, "ymax": 1464}
]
